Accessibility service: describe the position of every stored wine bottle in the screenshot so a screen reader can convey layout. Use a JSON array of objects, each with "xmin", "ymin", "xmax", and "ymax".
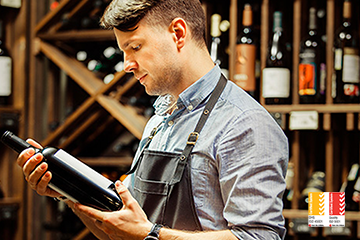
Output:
[
  {"xmin": 233, "ymin": 4, "xmax": 257, "ymax": 98},
  {"xmin": 332, "ymin": 0, "xmax": 360, "ymax": 103},
  {"xmin": 352, "ymin": 176, "xmax": 360, "ymax": 203},
  {"xmin": 340, "ymin": 163, "xmax": 359, "ymax": 211},
  {"xmin": 299, "ymin": 7, "xmax": 326, "ymax": 104},
  {"xmin": 0, "ymin": 19, "xmax": 12, "ymax": 106},
  {"xmin": 209, "ymin": 13, "xmax": 229, "ymax": 78},
  {"xmin": 299, "ymin": 171, "xmax": 325, "ymax": 209},
  {"xmin": 283, "ymin": 161, "xmax": 294, "ymax": 209},
  {"xmin": 262, "ymin": 11, "xmax": 291, "ymax": 104},
  {"xmin": 0, "ymin": 131, "xmax": 123, "ymax": 211}
]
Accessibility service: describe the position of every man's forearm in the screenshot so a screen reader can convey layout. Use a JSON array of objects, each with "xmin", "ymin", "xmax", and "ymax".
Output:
[{"xmin": 159, "ymin": 229, "xmax": 238, "ymax": 240}]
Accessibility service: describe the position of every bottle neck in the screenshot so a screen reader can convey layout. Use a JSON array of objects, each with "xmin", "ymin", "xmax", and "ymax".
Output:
[
  {"xmin": 273, "ymin": 11, "xmax": 283, "ymax": 33},
  {"xmin": 343, "ymin": 1, "xmax": 352, "ymax": 20},
  {"xmin": 242, "ymin": 4, "xmax": 253, "ymax": 26},
  {"xmin": 308, "ymin": 8, "xmax": 317, "ymax": 32},
  {"xmin": 210, "ymin": 14, "xmax": 221, "ymax": 38}
]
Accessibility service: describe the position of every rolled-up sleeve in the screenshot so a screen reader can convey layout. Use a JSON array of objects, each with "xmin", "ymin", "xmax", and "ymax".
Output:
[{"xmin": 217, "ymin": 109, "xmax": 288, "ymax": 240}]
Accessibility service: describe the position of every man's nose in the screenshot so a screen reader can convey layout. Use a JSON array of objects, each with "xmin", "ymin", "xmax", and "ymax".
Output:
[{"xmin": 124, "ymin": 56, "xmax": 138, "ymax": 73}]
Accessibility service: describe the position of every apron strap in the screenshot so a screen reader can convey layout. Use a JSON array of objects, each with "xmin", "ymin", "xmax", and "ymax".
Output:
[
  {"xmin": 170, "ymin": 74, "xmax": 227, "ymax": 184},
  {"xmin": 126, "ymin": 122, "xmax": 162, "ymax": 175}
]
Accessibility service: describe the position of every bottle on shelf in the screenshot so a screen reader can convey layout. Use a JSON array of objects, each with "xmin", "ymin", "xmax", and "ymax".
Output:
[
  {"xmin": 0, "ymin": 131, "xmax": 123, "ymax": 211},
  {"xmin": 233, "ymin": 4, "xmax": 257, "ymax": 99},
  {"xmin": 332, "ymin": 0, "xmax": 360, "ymax": 103},
  {"xmin": 298, "ymin": 7, "xmax": 326, "ymax": 104},
  {"xmin": 299, "ymin": 171, "xmax": 325, "ymax": 209},
  {"xmin": 340, "ymin": 163, "xmax": 359, "ymax": 211},
  {"xmin": 262, "ymin": 11, "xmax": 291, "ymax": 105},
  {"xmin": 0, "ymin": 19, "xmax": 12, "ymax": 106},
  {"xmin": 209, "ymin": 13, "xmax": 230, "ymax": 78},
  {"xmin": 283, "ymin": 161, "xmax": 294, "ymax": 209}
]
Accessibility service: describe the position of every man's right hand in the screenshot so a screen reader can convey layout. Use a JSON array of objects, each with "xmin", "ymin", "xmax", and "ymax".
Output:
[{"xmin": 16, "ymin": 139, "xmax": 61, "ymax": 198}]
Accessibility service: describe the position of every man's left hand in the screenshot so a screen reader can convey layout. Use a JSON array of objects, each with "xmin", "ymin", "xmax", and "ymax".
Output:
[{"xmin": 74, "ymin": 181, "xmax": 153, "ymax": 240}]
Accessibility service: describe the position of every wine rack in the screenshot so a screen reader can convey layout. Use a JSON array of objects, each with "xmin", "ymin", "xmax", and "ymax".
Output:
[{"xmin": 0, "ymin": 0, "xmax": 357, "ymax": 239}]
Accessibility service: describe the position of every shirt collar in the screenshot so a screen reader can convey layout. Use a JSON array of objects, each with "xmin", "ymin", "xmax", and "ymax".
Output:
[{"xmin": 153, "ymin": 64, "xmax": 222, "ymax": 116}]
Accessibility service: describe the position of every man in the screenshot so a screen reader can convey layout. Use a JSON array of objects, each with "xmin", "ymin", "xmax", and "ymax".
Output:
[{"xmin": 17, "ymin": 0, "xmax": 289, "ymax": 239}]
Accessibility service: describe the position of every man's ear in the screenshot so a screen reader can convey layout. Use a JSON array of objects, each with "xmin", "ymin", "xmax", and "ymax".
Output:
[{"xmin": 169, "ymin": 18, "xmax": 187, "ymax": 50}]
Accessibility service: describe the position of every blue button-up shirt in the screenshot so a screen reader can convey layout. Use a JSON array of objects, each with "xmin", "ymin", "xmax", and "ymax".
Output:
[{"xmin": 124, "ymin": 65, "xmax": 288, "ymax": 239}]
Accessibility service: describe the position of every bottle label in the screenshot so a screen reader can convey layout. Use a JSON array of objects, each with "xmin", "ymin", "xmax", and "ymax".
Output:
[
  {"xmin": 233, "ymin": 44, "xmax": 256, "ymax": 91},
  {"xmin": 54, "ymin": 149, "xmax": 113, "ymax": 188},
  {"xmin": 262, "ymin": 67, "xmax": 290, "ymax": 98},
  {"xmin": 0, "ymin": 56, "xmax": 12, "ymax": 96},
  {"xmin": 344, "ymin": 84, "xmax": 360, "ymax": 96},
  {"xmin": 319, "ymin": 63, "xmax": 326, "ymax": 95},
  {"xmin": 299, "ymin": 63, "xmax": 316, "ymax": 95},
  {"xmin": 334, "ymin": 48, "xmax": 343, "ymax": 70},
  {"xmin": 342, "ymin": 48, "xmax": 360, "ymax": 83}
]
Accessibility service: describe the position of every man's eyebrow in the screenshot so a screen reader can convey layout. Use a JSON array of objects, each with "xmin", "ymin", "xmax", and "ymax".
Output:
[{"xmin": 120, "ymin": 40, "xmax": 132, "ymax": 51}]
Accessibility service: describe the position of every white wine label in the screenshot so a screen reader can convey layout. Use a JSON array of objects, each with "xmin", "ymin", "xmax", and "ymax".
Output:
[
  {"xmin": 334, "ymin": 49, "xmax": 343, "ymax": 70},
  {"xmin": 343, "ymin": 54, "xmax": 360, "ymax": 83},
  {"xmin": 0, "ymin": 56, "xmax": 12, "ymax": 96},
  {"xmin": 308, "ymin": 192, "xmax": 345, "ymax": 227},
  {"xmin": 54, "ymin": 149, "xmax": 113, "ymax": 188},
  {"xmin": 262, "ymin": 67, "xmax": 290, "ymax": 98},
  {"xmin": 0, "ymin": 0, "xmax": 21, "ymax": 8},
  {"xmin": 289, "ymin": 111, "xmax": 319, "ymax": 130}
]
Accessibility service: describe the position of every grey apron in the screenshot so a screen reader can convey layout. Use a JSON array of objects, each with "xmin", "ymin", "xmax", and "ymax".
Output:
[{"xmin": 127, "ymin": 75, "xmax": 227, "ymax": 231}]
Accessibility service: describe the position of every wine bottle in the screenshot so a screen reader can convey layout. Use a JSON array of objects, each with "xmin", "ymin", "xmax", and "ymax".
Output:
[
  {"xmin": 299, "ymin": 171, "xmax": 325, "ymax": 209},
  {"xmin": 102, "ymin": 46, "xmax": 124, "ymax": 84},
  {"xmin": 340, "ymin": 163, "xmax": 359, "ymax": 211},
  {"xmin": 233, "ymin": 4, "xmax": 257, "ymax": 98},
  {"xmin": 0, "ymin": 131, "xmax": 123, "ymax": 211},
  {"xmin": 299, "ymin": 7, "xmax": 326, "ymax": 104},
  {"xmin": 0, "ymin": 19, "xmax": 12, "ymax": 106},
  {"xmin": 332, "ymin": 0, "xmax": 360, "ymax": 103},
  {"xmin": 262, "ymin": 11, "xmax": 291, "ymax": 105},
  {"xmin": 209, "ymin": 13, "xmax": 229, "ymax": 78},
  {"xmin": 283, "ymin": 161, "xmax": 294, "ymax": 209},
  {"xmin": 352, "ymin": 176, "xmax": 360, "ymax": 203}
]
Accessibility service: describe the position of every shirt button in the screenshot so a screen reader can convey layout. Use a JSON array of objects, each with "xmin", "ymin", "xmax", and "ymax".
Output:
[
  {"xmin": 168, "ymin": 121, "xmax": 174, "ymax": 126},
  {"xmin": 188, "ymin": 105, "xmax": 193, "ymax": 111}
]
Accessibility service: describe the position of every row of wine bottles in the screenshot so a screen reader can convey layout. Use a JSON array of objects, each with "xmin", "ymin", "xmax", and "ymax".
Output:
[
  {"xmin": 75, "ymin": 44, "xmax": 124, "ymax": 84},
  {"xmin": 284, "ymin": 162, "xmax": 360, "ymax": 211},
  {"xmin": 210, "ymin": 0, "xmax": 360, "ymax": 104}
]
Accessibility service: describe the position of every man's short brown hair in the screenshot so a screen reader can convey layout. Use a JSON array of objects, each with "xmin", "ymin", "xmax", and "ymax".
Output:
[{"xmin": 100, "ymin": 0, "xmax": 206, "ymax": 46}]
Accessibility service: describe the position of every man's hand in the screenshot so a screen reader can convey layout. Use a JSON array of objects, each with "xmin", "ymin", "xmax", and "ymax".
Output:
[
  {"xmin": 16, "ymin": 139, "xmax": 61, "ymax": 198},
  {"xmin": 75, "ymin": 180, "xmax": 152, "ymax": 240}
]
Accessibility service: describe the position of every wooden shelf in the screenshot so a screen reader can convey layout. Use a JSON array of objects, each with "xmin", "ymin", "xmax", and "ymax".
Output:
[
  {"xmin": 0, "ymin": 197, "xmax": 21, "ymax": 206},
  {"xmin": 264, "ymin": 104, "xmax": 360, "ymax": 114},
  {"xmin": 38, "ymin": 29, "xmax": 115, "ymax": 42}
]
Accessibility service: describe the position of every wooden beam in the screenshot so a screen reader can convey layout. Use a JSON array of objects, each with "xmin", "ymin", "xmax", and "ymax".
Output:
[{"xmin": 39, "ymin": 40, "xmax": 104, "ymax": 96}]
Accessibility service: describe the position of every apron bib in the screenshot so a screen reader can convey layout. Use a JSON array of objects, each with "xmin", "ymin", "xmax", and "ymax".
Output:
[{"xmin": 128, "ymin": 74, "xmax": 227, "ymax": 230}]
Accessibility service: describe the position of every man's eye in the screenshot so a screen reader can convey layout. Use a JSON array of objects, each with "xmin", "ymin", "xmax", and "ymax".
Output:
[{"xmin": 133, "ymin": 45, "xmax": 141, "ymax": 51}]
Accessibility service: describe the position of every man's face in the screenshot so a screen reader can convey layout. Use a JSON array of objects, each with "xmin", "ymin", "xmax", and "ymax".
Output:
[{"xmin": 114, "ymin": 20, "xmax": 184, "ymax": 97}]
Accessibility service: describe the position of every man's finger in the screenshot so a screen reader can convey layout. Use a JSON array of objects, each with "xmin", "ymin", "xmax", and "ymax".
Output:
[
  {"xmin": 26, "ymin": 139, "xmax": 43, "ymax": 149},
  {"xmin": 75, "ymin": 203, "xmax": 104, "ymax": 221},
  {"xmin": 115, "ymin": 180, "xmax": 134, "ymax": 207}
]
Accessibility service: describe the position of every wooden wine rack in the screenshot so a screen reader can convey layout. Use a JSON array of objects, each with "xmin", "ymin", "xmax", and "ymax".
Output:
[{"xmin": 0, "ymin": 0, "xmax": 359, "ymax": 239}]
